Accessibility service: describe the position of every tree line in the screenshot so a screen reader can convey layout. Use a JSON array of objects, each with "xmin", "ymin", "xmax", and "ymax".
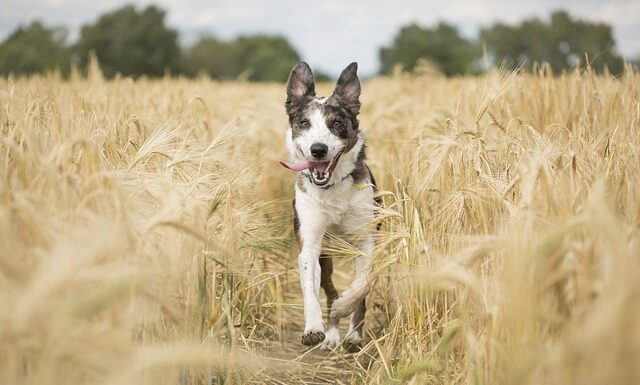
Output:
[
  {"xmin": 0, "ymin": 5, "xmax": 301, "ymax": 81},
  {"xmin": 381, "ymin": 11, "xmax": 630, "ymax": 76},
  {"xmin": 0, "ymin": 5, "xmax": 633, "ymax": 81}
]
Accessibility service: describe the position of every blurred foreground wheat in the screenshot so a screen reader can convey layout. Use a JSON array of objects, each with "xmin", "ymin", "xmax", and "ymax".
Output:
[{"xmin": 1, "ymin": 64, "xmax": 639, "ymax": 385}]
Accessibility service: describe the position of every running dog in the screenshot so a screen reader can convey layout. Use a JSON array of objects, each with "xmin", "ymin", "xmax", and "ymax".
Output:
[{"xmin": 280, "ymin": 62, "xmax": 380, "ymax": 350}]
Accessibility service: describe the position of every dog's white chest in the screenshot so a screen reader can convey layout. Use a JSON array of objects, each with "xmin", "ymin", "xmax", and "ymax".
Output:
[{"xmin": 295, "ymin": 179, "xmax": 374, "ymax": 231}]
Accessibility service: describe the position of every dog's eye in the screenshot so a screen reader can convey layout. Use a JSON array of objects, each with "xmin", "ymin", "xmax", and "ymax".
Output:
[
  {"xmin": 299, "ymin": 120, "xmax": 310, "ymax": 129},
  {"xmin": 332, "ymin": 120, "xmax": 343, "ymax": 130}
]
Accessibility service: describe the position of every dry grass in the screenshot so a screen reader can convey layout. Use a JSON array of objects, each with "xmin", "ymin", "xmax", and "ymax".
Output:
[{"xmin": 1, "ymin": 63, "xmax": 639, "ymax": 385}]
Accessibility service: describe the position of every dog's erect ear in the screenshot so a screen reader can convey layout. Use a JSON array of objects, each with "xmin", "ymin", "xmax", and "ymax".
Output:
[
  {"xmin": 333, "ymin": 62, "xmax": 361, "ymax": 115},
  {"xmin": 286, "ymin": 62, "xmax": 315, "ymax": 106}
]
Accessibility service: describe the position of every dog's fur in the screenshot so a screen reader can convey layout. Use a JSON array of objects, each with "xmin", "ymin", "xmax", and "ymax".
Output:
[{"xmin": 283, "ymin": 62, "xmax": 380, "ymax": 350}]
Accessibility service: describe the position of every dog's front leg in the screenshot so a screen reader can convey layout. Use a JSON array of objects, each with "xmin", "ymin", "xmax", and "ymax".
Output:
[
  {"xmin": 298, "ymin": 245, "xmax": 325, "ymax": 346},
  {"xmin": 296, "ymin": 196, "xmax": 326, "ymax": 346}
]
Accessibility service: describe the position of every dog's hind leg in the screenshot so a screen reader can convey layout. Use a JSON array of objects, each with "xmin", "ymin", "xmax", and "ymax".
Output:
[
  {"xmin": 319, "ymin": 254, "xmax": 341, "ymax": 349},
  {"xmin": 329, "ymin": 235, "xmax": 373, "ymax": 320},
  {"xmin": 344, "ymin": 298, "xmax": 366, "ymax": 351}
]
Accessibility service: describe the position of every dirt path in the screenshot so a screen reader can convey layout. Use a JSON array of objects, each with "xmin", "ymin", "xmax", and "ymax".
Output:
[
  {"xmin": 244, "ymin": 332, "xmax": 372, "ymax": 385},
  {"xmin": 239, "ymin": 266, "xmax": 377, "ymax": 384}
]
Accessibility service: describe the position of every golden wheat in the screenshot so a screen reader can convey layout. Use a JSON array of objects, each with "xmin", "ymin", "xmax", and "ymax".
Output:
[{"xmin": 1, "ymin": 64, "xmax": 639, "ymax": 385}]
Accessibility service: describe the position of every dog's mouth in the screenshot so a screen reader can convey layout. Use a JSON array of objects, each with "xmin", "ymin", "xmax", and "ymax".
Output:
[
  {"xmin": 308, "ymin": 156, "xmax": 339, "ymax": 185},
  {"xmin": 279, "ymin": 150, "xmax": 344, "ymax": 186}
]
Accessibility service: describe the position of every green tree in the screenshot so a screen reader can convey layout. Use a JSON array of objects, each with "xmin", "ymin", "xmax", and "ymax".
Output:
[
  {"xmin": 184, "ymin": 34, "xmax": 300, "ymax": 82},
  {"xmin": 184, "ymin": 36, "xmax": 237, "ymax": 79},
  {"xmin": 379, "ymin": 22, "xmax": 478, "ymax": 76},
  {"xmin": 75, "ymin": 5, "xmax": 180, "ymax": 77},
  {"xmin": 481, "ymin": 10, "xmax": 624, "ymax": 74},
  {"xmin": 0, "ymin": 21, "xmax": 70, "ymax": 76},
  {"xmin": 233, "ymin": 36, "xmax": 300, "ymax": 81}
]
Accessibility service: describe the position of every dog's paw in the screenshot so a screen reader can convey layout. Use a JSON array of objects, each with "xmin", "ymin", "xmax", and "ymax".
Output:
[
  {"xmin": 320, "ymin": 327, "xmax": 340, "ymax": 350},
  {"xmin": 343, "ymin": 339, "xmax": 363, "ymax": 353},
  {"xmin": 301, "ymin": 328, "xmax": 325, "ymax": 346},
  {"xmin": 343, "ymin": 331, "xmax": 364, "ymax": 353}
]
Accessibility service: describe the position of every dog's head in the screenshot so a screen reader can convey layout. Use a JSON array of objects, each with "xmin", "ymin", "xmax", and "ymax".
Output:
[{"xmin": 282, "ymin": 62, "xmax": 361, "ymax": 186}]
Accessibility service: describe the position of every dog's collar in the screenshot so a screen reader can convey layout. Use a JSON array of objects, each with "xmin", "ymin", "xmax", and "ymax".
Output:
[{"xmin": 300, "ymin": 172, "xmax": 351, "ymax": 189}]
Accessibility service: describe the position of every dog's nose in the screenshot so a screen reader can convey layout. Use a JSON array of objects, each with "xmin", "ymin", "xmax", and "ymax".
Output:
[{"xmin": 310, "ymin": 143, "xmax": 328, "ymax": 159}]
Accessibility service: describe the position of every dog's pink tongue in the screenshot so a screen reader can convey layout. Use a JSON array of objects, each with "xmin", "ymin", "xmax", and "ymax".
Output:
[{"xmin": 279, "ymin": 159, "xmax": 311, "ymax": 172}]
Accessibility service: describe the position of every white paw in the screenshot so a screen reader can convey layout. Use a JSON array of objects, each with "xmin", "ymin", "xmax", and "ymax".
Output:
[
  {"xmin": 302, "ymin": 325, "xmax": 325, "ymax": 346},
  {"xmin": 320, "ymin": 327, "xmax": 341, "ymax": 350}
]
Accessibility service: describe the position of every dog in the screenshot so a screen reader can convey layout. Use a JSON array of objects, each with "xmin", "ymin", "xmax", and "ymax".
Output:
[{"xmin": 280, "ymin": 62, "xmax": 381, "ymax": 350}]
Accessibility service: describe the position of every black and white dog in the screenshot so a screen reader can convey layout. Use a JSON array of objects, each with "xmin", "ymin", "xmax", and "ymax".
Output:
[{"xmin": 280, "ymin": 62, "xmax": 381, "ymax": 350}]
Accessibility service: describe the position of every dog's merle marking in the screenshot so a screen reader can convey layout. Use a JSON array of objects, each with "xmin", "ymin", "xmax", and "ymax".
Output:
[
  {"xmin": 295, "ymin": 176, "xmax": 307, "ymax": 193},
  {"xmin": 348, "ymin": 143, "xmax": 368, "ymax": 183}
]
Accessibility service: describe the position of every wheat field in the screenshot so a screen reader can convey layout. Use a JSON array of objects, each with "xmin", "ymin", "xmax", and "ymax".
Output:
[{"xmin": 1, "ymin": 62, "xmax": 639, "ymax": 385}]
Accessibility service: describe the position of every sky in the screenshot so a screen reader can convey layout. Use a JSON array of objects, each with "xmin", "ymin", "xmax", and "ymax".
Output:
[{"xmin": 1, "ymin": 0, "xmax": 639, "ymax": 76}]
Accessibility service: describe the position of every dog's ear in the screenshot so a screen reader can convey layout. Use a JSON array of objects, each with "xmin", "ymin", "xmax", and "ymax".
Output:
[
  {"xmin": 333, "ymin": 62, "xmax": 361, "ymax": 115},
  {"xmin": 286, "ymin": 62, "xmax": 315, "ymax": 107}
]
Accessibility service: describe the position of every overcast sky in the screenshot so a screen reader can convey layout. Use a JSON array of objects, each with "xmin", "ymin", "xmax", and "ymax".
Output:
[{"xmin": 1, "ymin": 0, "xmax": 639, "ymax": 76}]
